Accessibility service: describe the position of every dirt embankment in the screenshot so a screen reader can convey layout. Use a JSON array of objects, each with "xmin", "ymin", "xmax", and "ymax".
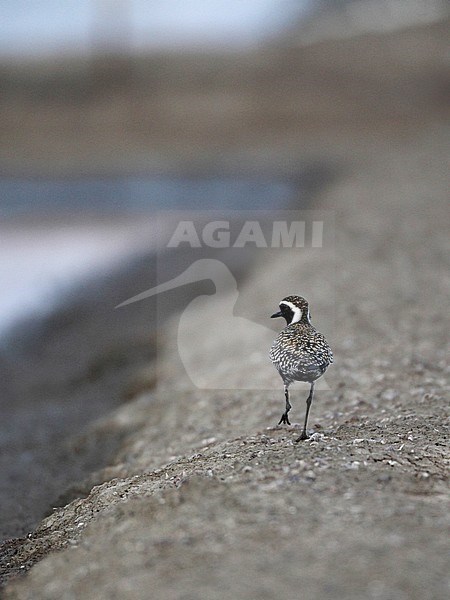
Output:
[
  {"xmin": 2, "ymin": 125, "xmax": 449, "ymax": 598},
  {"xmin": 1, "ymin": 18, "xmax": 449, "ymax": 600}
]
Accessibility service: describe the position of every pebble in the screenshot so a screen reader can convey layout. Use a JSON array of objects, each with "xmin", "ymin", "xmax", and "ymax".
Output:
[
  {"xmin": 344, "ymin": 461, "xmax": 360, "ymax": 470},
  {"xmin": 201, "ymin": 437, "xmax": 217, "ymax": 446}
]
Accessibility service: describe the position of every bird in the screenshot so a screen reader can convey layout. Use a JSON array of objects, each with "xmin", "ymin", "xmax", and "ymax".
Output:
[{"xmin": 270, "ymin": 295, "xmax": 333, "ymax": 442}]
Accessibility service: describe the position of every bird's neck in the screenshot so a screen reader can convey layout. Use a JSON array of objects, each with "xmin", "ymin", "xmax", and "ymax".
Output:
[{"xmin": 289, "ymin": 311, "xmax": 310, "ymax": 326}]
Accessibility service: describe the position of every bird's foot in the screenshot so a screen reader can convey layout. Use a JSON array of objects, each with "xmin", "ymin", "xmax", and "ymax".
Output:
[
  {"xmin": 295, "ymin": 431, "xmax": 309, "ymax": 442},
  {"xmin": 278, "ymin": 413, "xmax": 291, "ymax": 426}
]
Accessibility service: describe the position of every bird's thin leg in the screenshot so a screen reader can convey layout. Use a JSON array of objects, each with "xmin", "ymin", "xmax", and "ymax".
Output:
[
  {"xmin": 278, "ymin": 385, "xmax": 291, "ymax": 425},
  {"xmin": 296, "ymin": 382, "xmax": 315, "ymax": 441}
]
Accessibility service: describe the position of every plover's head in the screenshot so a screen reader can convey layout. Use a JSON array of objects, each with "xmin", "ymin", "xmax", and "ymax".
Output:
[{"xmin": 271, "ymin": 295, "xmax": 310, "ymax": 325}]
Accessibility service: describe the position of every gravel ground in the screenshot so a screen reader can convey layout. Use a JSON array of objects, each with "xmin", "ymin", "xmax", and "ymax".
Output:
[{"xmin": 1, "ymin": 125, "xmax": 448, "ymax": 598}]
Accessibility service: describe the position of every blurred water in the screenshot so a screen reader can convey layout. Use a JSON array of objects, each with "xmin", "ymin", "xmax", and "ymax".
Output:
[
  {"xmin": 0, "ymin": 177, "xmax": 294, "ymax": 218},
  {"xmin": 0, "ymin": 176, "xmax": 295, "ymax": 335},
  {"xmin": 0, "ymin": 0, "xmax": 309, "ymax": 57}
]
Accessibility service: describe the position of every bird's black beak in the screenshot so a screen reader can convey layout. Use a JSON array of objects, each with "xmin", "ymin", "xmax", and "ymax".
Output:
[{"xmin": 271, "ymin": 311, "xmax": 282, "ymax": 319}]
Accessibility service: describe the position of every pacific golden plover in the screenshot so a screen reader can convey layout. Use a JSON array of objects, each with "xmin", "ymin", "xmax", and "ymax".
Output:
[{"xmin": 270, "ymin": 295, "xmax": 333, "ymax": 441}]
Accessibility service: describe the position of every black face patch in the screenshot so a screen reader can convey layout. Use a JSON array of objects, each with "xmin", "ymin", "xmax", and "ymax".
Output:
[{"xmin": 279, "ymin": 302, "xmax": 300, "ymax": 325}]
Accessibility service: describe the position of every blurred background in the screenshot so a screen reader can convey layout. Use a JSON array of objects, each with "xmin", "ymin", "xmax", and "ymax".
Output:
[
  {"xmin": 0, "ymin": 0, "xmax": 448, "ymax": 333},
  {"xmin": 0, "ymin": 0, "xmax": 448, "ymax": 542}
]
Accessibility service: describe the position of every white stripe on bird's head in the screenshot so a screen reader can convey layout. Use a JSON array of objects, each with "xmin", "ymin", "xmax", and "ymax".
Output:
[{"xmin": 280, "ymin": 300, "xmax": 302, "ymax": 324}]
